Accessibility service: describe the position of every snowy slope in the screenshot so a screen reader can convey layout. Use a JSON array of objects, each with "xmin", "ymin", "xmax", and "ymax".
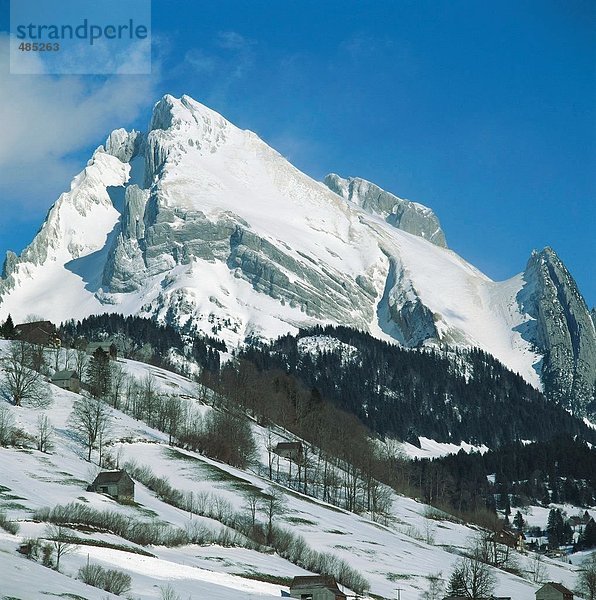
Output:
[
  {"xmin": 0, "ymin": 93, "xmax": 559, "ymax": 389},
  {"xmin": 0, "ymin": 344, "xmax": 587, "ymax": 599}
]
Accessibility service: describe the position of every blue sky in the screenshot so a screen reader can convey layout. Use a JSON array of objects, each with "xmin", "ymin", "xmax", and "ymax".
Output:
[{"xmin": 1, "ymin": 0, "xmax": 594, "ymax": 305}]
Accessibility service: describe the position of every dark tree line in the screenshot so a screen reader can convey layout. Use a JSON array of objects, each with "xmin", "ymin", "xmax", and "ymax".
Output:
[
  {"xmin": 410, "ymin": 436, "xmax": 596, "ymax": 516},
  {"xmin": 237, "ymin": 325, "xmax": 596, "ymax": 447},
  {"xmin": 60, "ymin": 314, "xmax": 183, "ymax": 361}
]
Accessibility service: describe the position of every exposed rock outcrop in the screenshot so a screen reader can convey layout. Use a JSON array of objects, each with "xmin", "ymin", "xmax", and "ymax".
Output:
[
  {"xmin": 518, "ymin": 248, "xmax": 596, "ymax": 415},
  {"xmin": 324, "ymin": 173, "xmax": 447, "ymax": 247}
]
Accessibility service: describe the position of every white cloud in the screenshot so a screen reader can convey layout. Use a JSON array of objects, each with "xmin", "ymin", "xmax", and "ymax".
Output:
[
  {"xmin": 182, "ymin": 30, "xmax": 256, "ymax": 94},
  {"xmin": 184, "ymin": 48, "xmax": 217, "ymax": 74},
  {"xmin": 216, "ymin": 31, "xmax": 251, "ymax": 51},
  {"xmin": 0, "ymin": 33, "xmax": 160, "ymax": 214}
]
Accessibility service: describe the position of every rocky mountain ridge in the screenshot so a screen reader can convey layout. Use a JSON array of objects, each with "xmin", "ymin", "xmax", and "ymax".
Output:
[
  {"xmin": 519, "ymin": 247, "xmax": 596, "ymax": 415},
  {"xmin": 324, "ymin": 173, "xmax": 447, "ymax": 247}
]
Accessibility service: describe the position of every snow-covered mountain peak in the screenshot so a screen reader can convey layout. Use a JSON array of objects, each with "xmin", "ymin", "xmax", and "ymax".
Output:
[
  {"xmin": 140, "ymin": 94, "xmax": 243, "ymax": 192},
  {"xmin": 148, "ymin": 94, "xmax": 232, "ymax": 155},
  {"xmin": 150, "ymin": 94, "xmax": 229, "ymax": 130},
  {"xmin": 5, "ymin": 150, "xmax": 125, "ymax": 270},
  {"xmin": 1, "ymin": 93, "xmax": 593, "ymax": 415},
  {"xmin": 529, "ymin": 246, "xmax": 558, "ymax": 264}
]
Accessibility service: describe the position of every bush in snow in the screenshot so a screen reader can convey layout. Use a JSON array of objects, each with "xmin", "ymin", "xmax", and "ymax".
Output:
[
  {"xmin": 77, "ymin": 562, "xmax": 105, "ymax": 587},
  {"xmin": 20, "ymin": 537, "xmax": 41, "ymax": 560},
  {"xmin": 77, "ymin": 562, "xmax": 132, "ymax": 596},
  {"xmin": 34, "ymin": 502, "xmax": 190, "ymax": 547},
  {"xmin": 0, "ymin": 510, "xmax": 19, "ymax": 535},
  {"xmin": 159, "ymin": 584, "xmax": 182, "ymax": 600},
  {"xmin": 41, "ymin": 543, "xmax": 54, "ymax": 568},
  {"xmin": 100, "ymin": 568, "xmax": 132, "ymax": 595}
]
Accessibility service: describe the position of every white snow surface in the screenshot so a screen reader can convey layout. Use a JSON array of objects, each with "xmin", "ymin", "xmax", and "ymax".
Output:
[
  {"xmin": 297, "ymin": 335, "xmax": 360, "ymax": 363},
  {"xmin": 399, "ymin": 436, "xmax": 490, "ymax": 460},
  {"xmin": 0, "ymin": 94, "xmax": 542, "ymax": 388},
  {"xmin": 0, "ymin": 343, "xmax": 584, "ymax": 599}
]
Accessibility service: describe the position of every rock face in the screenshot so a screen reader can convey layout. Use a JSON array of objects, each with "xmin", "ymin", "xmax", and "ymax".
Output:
[
  {"xmin": 98, "ymin": 96, "xmax": 375, "ymax": 330},
  {"xmin": 324, "ymin": 173, "xmax": 447, "ymax": 247},
  {"xmin": 518, "ymin": 248, "xmax": 596, "ymax": 415},
  {"xmin": 0, "ymin": 93, "xmax": 593, "ymax": 416}
]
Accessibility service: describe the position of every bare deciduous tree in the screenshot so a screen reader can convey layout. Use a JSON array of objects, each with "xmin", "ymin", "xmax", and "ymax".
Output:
[
  {"xmin": 74, "ymin": 350, "xmax": 88, "ymax": 384},
  {"xmin": 45, "ymin": 524, "xmax": 78, "ymax": 571},
  {"xmin": 199, "ymin": 409, "xmax": 257, "ymax": 468},
  {"xmin": 36, "ymin": 414, "xmax": 54, "ymax": 453},
  {"xmin": 63, "ymin": 348, "xmax": 74, "ymax": 371},
  {"xmin": 0, "ymin": 403, "xmax": 15, "ymax": 446},
  {"xmin": 264, "ymin": 429, "xmax": 276, "ymax": 480},
  {"xmin": 164, "ymin": 395, "xmax": 183, "ymax": 445},
  {"xmin": 261, "ymin": 487, "xmax": 286, "ymax": 545},
  {"xmin": 528, "ymin": 555, "xmax": 547, "ymax": 584},
  {"xmin": 109, "ymin": 362, "xmax": 126, "ymax": 409},
  {"xmin": 70, "ymin": 395, "xmax": 112, "ymax": 462},
  {"xmin": 1, "ymin": 340, "xmax": 48, "ymax": 406},
  {"xmin": 420, "ymin": 572, "xmax": 444, "ymax": 600},
  {"xmin": 577, "ymin": 552, "xmax": 596, "ymax": 600},
  {"xmin": 244, "ymin": 488, "xmax": 261, "ymax": 529},
  {"xmin": 447, "ymin": 541, "xmax": 496, "ymax": 599},
  {"xmin": 139, "ymin": 375, "xmax": 158, "ymax": 423}
]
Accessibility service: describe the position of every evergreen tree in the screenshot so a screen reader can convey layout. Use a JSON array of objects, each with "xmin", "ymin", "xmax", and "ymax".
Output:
[
  {"xmin": 563, "ymin": 521, "xmax": 573, "ymax": 545},
  {"xmin": 547, "ymin": 508, "xmax": 565, "ymax": 548},
  {"xmin": 0, "ymin": 314, "xmax": 16, "ymax": 339},
  {"xmin": 504, "ymin": 494, "xmax": 511, "ymax": 518},
  {"xmin": 513, "ymin": 510, "xmax": 525, "ymax": 531},
  {"xmin": 86, "ymin": 348, "xmax": 111, "ymax": 399},
  {"xmin": 446, "ymin": 566, "xmax": 467, "ymax": 597},
  {"xmin": 582, "ymin": 520, "xmax": 596, "ymax": 550}
]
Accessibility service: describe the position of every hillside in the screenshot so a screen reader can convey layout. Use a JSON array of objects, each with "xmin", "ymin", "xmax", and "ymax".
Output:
[{"xmin": 0, "ymin": 341, "xmax": 591, "ymax": 599}]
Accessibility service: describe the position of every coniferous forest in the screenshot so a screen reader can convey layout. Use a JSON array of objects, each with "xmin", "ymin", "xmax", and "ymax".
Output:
[
  {"xmin": 237, "ymin": 325, "xmax": 596, "ymax": 446},
  {"xmin": 411, "ymin": 436, "xmax": 596, "ymax": 515},
  {"xmin": 59, "ymin": 313, "xmax": 223, "ymax": 372}
]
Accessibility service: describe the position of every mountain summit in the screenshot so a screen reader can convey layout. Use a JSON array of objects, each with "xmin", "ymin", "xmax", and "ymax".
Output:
[{"xmin": 1, "ymin": 94, "xmax": 594, "ymax": 415}]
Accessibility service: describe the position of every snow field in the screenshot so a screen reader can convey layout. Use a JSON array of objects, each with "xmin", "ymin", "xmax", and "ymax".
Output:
[{"xmin": 0, "ymin": 348, "xmax": 585, "ymax": 598}]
